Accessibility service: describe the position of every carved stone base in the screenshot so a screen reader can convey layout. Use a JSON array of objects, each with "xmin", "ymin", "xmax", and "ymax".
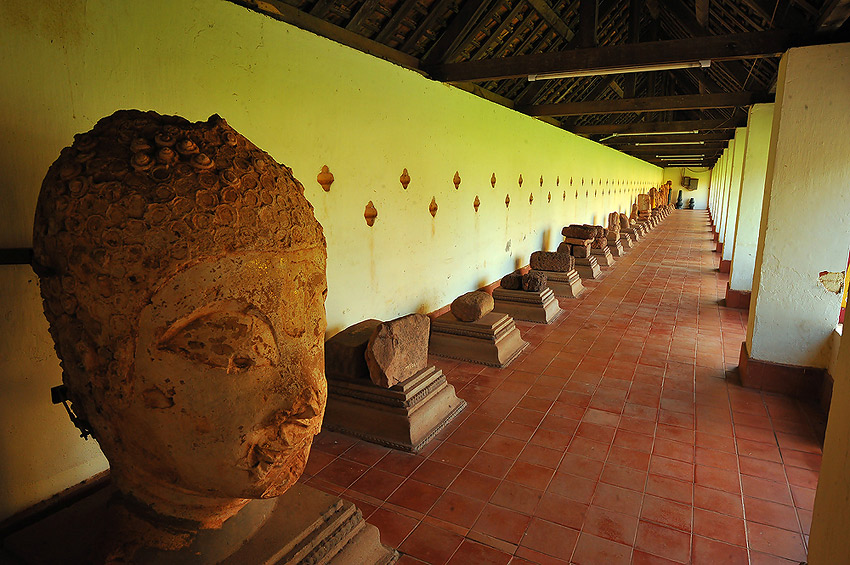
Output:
[
  {"xmin": 620, "ymin": 234, "xmax": 633, "ymax": 248},
  {"xmin": 492, "ymin": 286, "xmax": 563, "ymax": 324},
  {"xmin": 575, "ymin": 256, "xmax": 602, "ymax": 279},
  {"xmin": 324, "ymin": 366, "xmax": 466, "ymax": 453},
  {"xmin": 1, "ymin": 484, "xmax": 398, "ymax": 565},
  {"xmin": 539, "ymin": 269, "xmax": 585, "ymax": 298},
  {"xmin": 429, "ymin": 311, "xmax": 528, "ymax": 368},
  {"xmin": 591, "ymin": 246, "xmax": 615, "ymax": 267},
  {"xmin": 609, "ymin": 240, "xmax": 626, "ymax": 256},
  {"xmin": 622, "ymin": 228, "xmax": 640, "ymax": 242}
]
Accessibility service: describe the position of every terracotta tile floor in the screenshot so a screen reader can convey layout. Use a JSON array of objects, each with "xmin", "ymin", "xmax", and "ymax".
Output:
[{"xmin": 301, "ymin": 210, "xmax": 826, "ymax": 565}]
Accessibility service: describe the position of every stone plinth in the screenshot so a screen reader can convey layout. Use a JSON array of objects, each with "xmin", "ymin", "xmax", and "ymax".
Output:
[
  {"xmin": 324, "ymin": 366, "xmax": 466, "ymax": 453},
  {"xmin": 619, "ymin": 233, "xmax": 633, "ymax": 249},
  {"xmin": 622, "ymin": 228, "xmax": 640, "ymax": 242},
  {"xmin": 591, "ymin": 246, "xmax": 615, "ymax": 267},
  {"xmin": 492, "ymin": 287, "xmax": 562, "ymax": 324},
  {"xmin": 539, "ymin": 269, "xmax": 585, "ymax": 298},
  {"xmin": 430, "ymin": 311, "xmax": 528, "ymax": 368},
  {"xmin": 608, "ymin": 240, "xmax": 625, "ymax": 257},
  {"xmin": 575, "ymin": 256, "xmax": 602, "ymax": 279},
  {"xmin": 1, "ymin": 484, "xmax": 398, "ymax": 565}
]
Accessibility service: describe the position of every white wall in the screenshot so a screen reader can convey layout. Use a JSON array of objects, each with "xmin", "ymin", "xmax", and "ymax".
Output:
[{"xmin": 748, "ymin": 43, "xmax": 850, "ymax": 367}]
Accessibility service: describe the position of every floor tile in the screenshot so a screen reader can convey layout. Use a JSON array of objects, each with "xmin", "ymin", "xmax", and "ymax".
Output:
[
  {"xmin": 572, "ymin": 532, "xmax": 632, "ymax": 565},
  {"xmin": 471, "ymin": 503, "xmax": 532, "ymax": 544},
  {"xmin": 520, "ymin": 517, "xmax": 580, "ymax": 561},
  {"xmin": 399, "ymin": 522, "xmax": 464, "ymax": 565},
  {"xmin": 428, "ymin": 491, "xmax": 486, "ymax": 529},
  {"xmin": 634, "ymin": 520, "xmax": 692, "ymax": 563},
  {"xmin": 303, "ymin": 212, "xmax": 824, "ymax": 565}
]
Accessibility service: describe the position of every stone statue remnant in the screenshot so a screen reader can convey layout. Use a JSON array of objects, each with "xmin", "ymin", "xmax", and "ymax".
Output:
[{"xmin": 28, "ymin": 110, "xmax": 396, "ymax": 563}]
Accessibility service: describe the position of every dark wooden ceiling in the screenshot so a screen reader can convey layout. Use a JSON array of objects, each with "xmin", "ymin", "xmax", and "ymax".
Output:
[{"xmin": 230, "ymin": 0, "xmax": 850, "ymax": 167}]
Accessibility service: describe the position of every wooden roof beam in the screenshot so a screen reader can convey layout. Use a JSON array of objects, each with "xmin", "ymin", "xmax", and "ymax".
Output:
[
  {"xmin": 523, "ymin": 91, "xmax": 772, "ymax": 117},
  {"xmin": 526, "ymin": 0, "xmax": 576, "ymax": 41},
  {"xmin": 603, "ymin": 131, "xmax": 734, "ymax": 144},
  {"xmin": 816, "ymin": 0, "xmax": 850, "ymax": 32},
  {"xmin": 229, "ymin": 0, "xmax": 420, "ymax": 71},
  {"xmin": 570, "ymin": 116, "xmax": 747, "ymax": 135},
  {"xmin": 427, "ymin": 30, "xmax": 797, "ymax": 82},
  {"xmin": 421, "ymin": 1, "xmax": 496, "ymax": 64}
]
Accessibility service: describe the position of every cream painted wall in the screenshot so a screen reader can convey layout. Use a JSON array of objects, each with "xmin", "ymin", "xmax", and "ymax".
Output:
[
  {"xmin": 0, "ymin": 0, "xmax": 660, "ymax": 520},
  {"xmin": 729, "ymin": 104, "xmax": 774, "ymax": 292},
  {"xmin": 717, "ymin": 143, "xmax": 734, "ymax": 241},
  {"xmin": 662, "ymin": 167, "xmax": 711, "ymax": 209},
  {"xmin": 748, "ymin": 43, "xmax": 850, "ymax": 367},
  {"xmin": 808, "ymin": 330, "xmax": 850, "ymax": 563},
  {"xmin": 708, "ymin": 149, "xmax": 726, "ymax": 218},
  {"xmin": 722, "ymin": 128, "xmax": 748, "ymax": 262},
  {"xmin": 0, "ymin": 268, "xmax": 110, "ymax": 521},
  {"xmin": 715, "ymin": 148, "xmax": 730, "ymax": 219}
]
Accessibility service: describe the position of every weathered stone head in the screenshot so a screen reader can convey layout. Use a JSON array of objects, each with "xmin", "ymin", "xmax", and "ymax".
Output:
[{"xmin": 32, "ymin": 111, "xmax": 328, "ymax": 534}]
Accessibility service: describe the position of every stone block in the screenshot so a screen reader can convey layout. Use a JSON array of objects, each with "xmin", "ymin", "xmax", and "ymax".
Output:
[
  {"xmin": 562, "ymin": 225, "xmax": 595, "ymax": 239},
  {"xmin": 500, "ymin": 271, "xmax": 522, "ymax": 290},
  {"xmin": 325, "ymin": 319, "xmax": 382, "ymax": 382},
  {"xmin": 572, "ymin": 244, "xmax": 591, "ymax": 258},
  {"xmin": 531, "ymin": 250, "xmax": 574, "ymax": 272},
  {"xmin": 365, "ymin": 314, "xmax": 430, "ymax": 388},
  {"xmin": 522, "ymin": 270, "xmax": 547, "ymax": 292},
  {"xmin": 451, "ymin": 291, "xmax": 494, "ymax": 322}
]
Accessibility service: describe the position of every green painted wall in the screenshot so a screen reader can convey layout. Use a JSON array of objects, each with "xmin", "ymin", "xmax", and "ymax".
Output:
[{"xmin": 0, "ymin": 0, "xmax": 660, "ymax": 520}]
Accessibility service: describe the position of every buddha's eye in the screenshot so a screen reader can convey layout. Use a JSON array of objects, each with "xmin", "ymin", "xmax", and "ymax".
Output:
[{"xmin": 158, "ymin": 306, "xmax": 278, "ymax": 372}]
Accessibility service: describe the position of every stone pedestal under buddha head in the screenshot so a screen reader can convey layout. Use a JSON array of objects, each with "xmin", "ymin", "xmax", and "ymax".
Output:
[{"xmin": 32, "ymin": 110, "xmax": 327, "ymax": 556}]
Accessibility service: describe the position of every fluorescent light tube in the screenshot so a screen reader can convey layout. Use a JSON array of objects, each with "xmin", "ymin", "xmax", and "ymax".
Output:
[
  {"xmin": 616, "ymin": 130, "xmax": 699, "ymax": 137},
  {"xmin": 634, "ymin": 141, "xmax": 706, "ymax": 146},
  {"xmin": 528, "ymin": 60, "xmax": 711, "ymax": 81}
]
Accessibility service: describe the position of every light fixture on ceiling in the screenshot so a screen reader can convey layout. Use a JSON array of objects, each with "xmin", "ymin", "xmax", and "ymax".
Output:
[
  {"xmin": 600, "ymin": 130, "xmax": 698, "ymax": 142},
  {"xmin": 618, "ymin": 130, "xmax": 698, "ymax": 137},
  {"xmin": 655, "ymin": 154, "xmax": 705, "ymax": 159},
  {"xmin": 634, "ymin": 141, "xmax": 706, "ymax": 146},
  {"xmin": 528, "ymin": 60, "xmax": 711, "ymax": 81}
]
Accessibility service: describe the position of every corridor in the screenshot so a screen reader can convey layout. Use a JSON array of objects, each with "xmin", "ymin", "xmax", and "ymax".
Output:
[{"xmin": 301, "ymin": 210, "xmax": 824, "ymax": 564}]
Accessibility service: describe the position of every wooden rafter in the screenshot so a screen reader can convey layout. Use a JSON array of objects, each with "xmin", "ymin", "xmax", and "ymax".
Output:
[
  {"xmin": 526, "ymin": 0, "xmax": 575, "ymax": 40},
  {"xmin": 603, "ymin": 131, "xmax": 734, "ymax": 144},
  {"xmin": 816, "ymin": 0, "xmax": 850, "ymax": 32},
  {"xmin": 522, "ymin": 91, "xmax": 772, "ymax": 117},
  {"xmin": 421, "ymin": 1, "xmax": 495, "ymax": 64},
  {"xmin": 428, "ymin": 30, "xmax": 795, "ymax": 82},
  {"xmin": 230, "ymin": 0, "xmax": 421, "ymax": 71}
]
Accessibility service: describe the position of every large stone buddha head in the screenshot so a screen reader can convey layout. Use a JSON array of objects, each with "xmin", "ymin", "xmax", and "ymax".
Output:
[{"xmin": 32, "ymin": 111, "xmax": 328, "ymax": 536}]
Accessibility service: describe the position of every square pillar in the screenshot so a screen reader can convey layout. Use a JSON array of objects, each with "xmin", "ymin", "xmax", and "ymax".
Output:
[
  {"xmin": 720, "ymin": 127, "xmax": 748, "ymax": 271},
  {"xmin": 726, "ymin": 104, "xmax": 774, "ymax": 307},
  {"xmin": 744, "ymin": 43, "xmax": 850, "ymax": 396}
]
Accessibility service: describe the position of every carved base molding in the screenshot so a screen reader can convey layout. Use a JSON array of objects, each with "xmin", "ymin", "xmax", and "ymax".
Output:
[
  {"xmin": 1, "ymin": 484, "xmax": 398, "ymax": 565},
  {"xmin": 492, "ymin": 286, "xmax": 563, "ymax": 324},
  {"xmin": 429, "ymin": 311, "xmax": 528, "ymax": 368},
  {"xmin": 324, "ymin": 366, "xmax": 466, "ymax": 453}
]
